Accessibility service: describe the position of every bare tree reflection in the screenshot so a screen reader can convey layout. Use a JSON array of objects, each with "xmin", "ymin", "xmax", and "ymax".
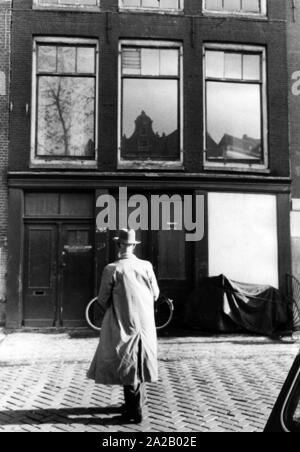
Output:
[{"xmin": 38, "ymin": 77, "xmax": 95, "ymax": 157}]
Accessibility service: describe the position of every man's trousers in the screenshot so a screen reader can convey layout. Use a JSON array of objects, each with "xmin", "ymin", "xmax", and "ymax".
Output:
[{"xmin": 123, "ymin": 384, "xmax": 145, "ymax": 418}]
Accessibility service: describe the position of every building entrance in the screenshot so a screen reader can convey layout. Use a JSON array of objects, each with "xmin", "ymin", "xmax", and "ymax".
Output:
[{"xmin": 23, "ymin": 222, "xmax": 94, "ymax": 327}]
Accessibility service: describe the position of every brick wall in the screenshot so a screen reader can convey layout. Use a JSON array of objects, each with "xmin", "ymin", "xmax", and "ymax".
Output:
[
  {"xmin": 9, "ymin": 0, "xmax": 289, "ymax": 177},
  {"xmin": 0, "ymin": 0, "xmax": 11, "ymax": 324}
]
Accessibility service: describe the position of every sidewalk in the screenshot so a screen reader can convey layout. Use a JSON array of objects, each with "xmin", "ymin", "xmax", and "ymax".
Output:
[{"xmin": 0, "ymin": 330, "xmax": 299, "ymax": 432}]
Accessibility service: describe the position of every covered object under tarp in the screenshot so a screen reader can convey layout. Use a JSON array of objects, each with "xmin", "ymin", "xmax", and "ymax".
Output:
[{"xmin": 184, "ymin": 275, "xmax": 291, "ymax": 336}]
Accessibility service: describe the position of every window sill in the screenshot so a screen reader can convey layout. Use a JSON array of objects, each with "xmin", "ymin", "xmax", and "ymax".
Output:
[
  {"xmin": 204, "ymin": 163, "xmax": 270, "ymax": 174},
  {"xmin": 30, "ymin": 160, "xmax": 98, "ymax": 169},
  {"xmin": 118, "ymin": 160, "xmax": 184, "ymax": 171}
]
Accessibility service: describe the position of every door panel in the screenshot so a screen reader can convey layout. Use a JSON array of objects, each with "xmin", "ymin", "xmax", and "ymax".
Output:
[
  {"xmin": 60, "ymin": 224, "xmax": 94, "ymax": 327},
  {"xmin": 157, "ymin": 229, "xmax": 186, "ymax": 281},
  {"xmin": 24, "ymin": 224, "xmax": 57, "ymax": 327}
]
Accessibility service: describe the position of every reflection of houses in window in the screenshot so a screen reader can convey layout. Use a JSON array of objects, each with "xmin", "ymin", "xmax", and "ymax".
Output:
[
  {"xmin": 207, "ymin": 133, "xmax": 261, "ymax": 160},
  {"xmin": 122, "ymin": 110, "xmax": 179, "ymax": 160}
]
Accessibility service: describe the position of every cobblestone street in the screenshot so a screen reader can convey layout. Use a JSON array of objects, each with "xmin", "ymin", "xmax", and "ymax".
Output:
[{"xmin": 0, "ymin": 331, "xmax": 299, "ymax": 432}]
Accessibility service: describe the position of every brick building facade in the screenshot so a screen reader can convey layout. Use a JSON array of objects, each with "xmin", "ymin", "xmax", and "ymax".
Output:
[
  {"xmin": 288, "ymin": 0, "xmax": 300, "ymax": 283},
  {"xmin": 0, "ymin": 0, "xmax": 11, "ymax": 324},
  {"xmin": 6, "ymin": 0, "xmax": 292, "ymax": 328}
]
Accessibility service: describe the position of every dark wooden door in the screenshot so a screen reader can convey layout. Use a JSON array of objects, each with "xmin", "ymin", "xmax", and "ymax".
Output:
[
  {"xmin": 60, "ymin": 224, "xmax": 94, "ymax": 327},
  {"xmin": 24, "ymin": 222, "xmax": 94, "ymax": 327},
  {"xmin": 152, "ymin": 229, "xmax": 193, "ymax": 312},
  {"xmin": 23, "ymin": 224, "xmax": 58, "ymax": 327}
]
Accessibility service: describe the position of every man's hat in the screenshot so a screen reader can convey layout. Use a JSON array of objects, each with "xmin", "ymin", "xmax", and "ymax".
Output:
[{"xmin": 113, "ymin": 229, "xmax": 141, "ymax": 245}]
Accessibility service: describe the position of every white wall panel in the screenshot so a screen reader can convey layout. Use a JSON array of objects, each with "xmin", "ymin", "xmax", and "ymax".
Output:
[{"xmin": 208, "ymin": 193, "xmax": 278, "ymax": 287}]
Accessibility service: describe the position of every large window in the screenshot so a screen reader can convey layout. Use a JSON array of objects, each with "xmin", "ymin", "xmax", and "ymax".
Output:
[
  {"xmin": 203, "ymin": 0, "xmax": 267, "ymax": 16},
  {"xmin": 31, "ymin": 38, "xmax": 98, "ymax": 166},
  {"xmin": 120, "ymin": 0, "xmax": 183, "ymax": 11},
  {"xmin": 33, "ymin": 0, "xmax": 100, "ymax": 10},
  {"xmin": 204, "ymin": 44, "xmax": 267, "ymax": 170},
  {"xmin": 119, "ymin": 41, "xmax": 183, "ymax": 168}
]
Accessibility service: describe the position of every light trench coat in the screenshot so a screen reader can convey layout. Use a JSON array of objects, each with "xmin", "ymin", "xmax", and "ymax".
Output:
[{"xmin": 87, "ymin": 253, "xmax": 160, "ymax": 386}]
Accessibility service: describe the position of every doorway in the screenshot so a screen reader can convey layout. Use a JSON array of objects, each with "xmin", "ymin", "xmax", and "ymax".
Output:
[{"xmin": 23, "ymin": 222, "xmax": 94, "ymax": 327}]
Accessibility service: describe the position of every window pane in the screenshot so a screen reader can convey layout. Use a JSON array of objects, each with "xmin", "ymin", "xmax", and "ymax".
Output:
[
  {"xmin": 122, "ymin": 78, "xmax": 179, "ymax": 160},
  {"xmin": 225, "ymin": 53, "xmax": 242, "ymax": 79},
  {"xmin": 160, "ymin": 49, "xmax": 179, "ymax": 76},
  {"xmin": 77, "ymin": 47, "xmax": 95, "ymax": 74},
  {"xmin": 206, "ymin": 0, "xmax": 263, "ymax": 13},
  {"xmin": 142, "ymin": 0, "xmax": 158, "ymax": 7},
  {"xmin": 160, "ymin": 0, "xmax": 180, "ymax": 8},
  {"xmin": 122, "ymin": 48, "xmax": 141, "ymax": 75},
  {"xmin": 224, "ymin": 0, "xmax": 241, "ymax": 11},
  {"xmin": 57, "ymin": 47, "xmax": 76, "ymax": 73},
  {"xmin": 122, "ymin": 0, "xmax": 141, "ymax": 6},
  {"xmin": 38, "ymin": 46, "xmax": 56, "ymax": 72},
  {"xmin": 141, "ymin": 49, "xmax": 160, "ymax": 76},
  {"xmin": 242, "ymin": 0, "xmax": 260, "ymax": 12},
  {"xmin": 205, "ymin": 0, "xmax": 223, "ymax": 10},
  {"xmin": 206, "ymin": 82, "xmax": 262, "ymax": 160},
  {"xmin": 243, "ymin": 54, "xmax": 261, "ymax": 80},
  {"xmin": 37, "ymin": 76, "xmax": 95, "ymax": 157},
  {"xmin": 206, "ymin": 51, "xmax": 224, "ymax": 78}
]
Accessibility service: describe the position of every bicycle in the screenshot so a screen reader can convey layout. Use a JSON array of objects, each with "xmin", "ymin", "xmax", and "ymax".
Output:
[{"xmin": 85, "ymin": 294, "xmax": 174, "ymax": 332}]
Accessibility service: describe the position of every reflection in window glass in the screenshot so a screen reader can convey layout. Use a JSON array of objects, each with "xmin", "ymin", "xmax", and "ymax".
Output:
[
  {"xmin": 206, "ymin": 0, "xmax": 222, "ymax": 9},
  {"xmin": 38, "ymin": 46, "xmax": 57, "ymax": 72},
  {"xmin": 205, "ymin": 0, "xmax": 264, "ymax": 14},
  {"xmin": 141, "ymin": 49, "xmax": 160, "ymax": 76},
  {"xmin": 160, "ymin": 49, "xmax": 179, "ymax": 75},
  {"xmin": 77, "ymin": 47, "xmax": 96, "ymax": 73},
  {"xmin": 224, "ymin": 0, "xmax": 240, "ymax": 11},
  {"xmin": 122, "ymin": 48, "xmax": 179, "ymax": 77},
  {"xmin": 205, "ymin": 48, "xmax": 264, "ymax": 163},
  {"xmin": 122, "ymin": 79, "xmax": 179, "ymax": 160},
  {"xmin": 121, "ymin": 44, "xmax": 181, "ymax": 161},
  {"xmin": 243, "ymin": 54, "xmax": 261, "ymax": 80},
  {"xmin": 207, "ymin": 82, "xmax": 262, "ymax": 161},
  {"xmin": 57, "ymin": 47, "xmax": 76, "ymax": 73},
  {"xmin": 224, "ymin": 53, "xmax": 242, "ymax": 79},
  {"xmin": 35, "ymin": 42, "xmax": 97, "ymax": 159},
  {"xmin": 37, "ymin": 77, "xmax": 95, "ymax": 157},
  {"xmin": 243, "ymin": 0, "xmax": 260, "ymax": 12},
  {"xmin": 142, "ymin": 0, "xmax": 158, "ymax": 7},
  {"xmin": 206, "ymin": 51, "xmax": 224, "ymax": 78}
]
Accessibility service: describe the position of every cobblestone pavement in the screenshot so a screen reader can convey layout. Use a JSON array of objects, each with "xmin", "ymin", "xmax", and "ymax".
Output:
[{"xmin": 0, "ymin": 331, "xmax": 299, "ymax": 432}]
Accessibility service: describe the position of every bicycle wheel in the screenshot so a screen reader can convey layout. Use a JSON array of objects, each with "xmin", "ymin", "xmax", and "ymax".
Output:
[
  {"xmin": 155, "ymin": 296, "xmax": 174, "ymax": 330},
  {"xmin": 85, "ymin": 297, "xmax": 102, "ymax": 332}
]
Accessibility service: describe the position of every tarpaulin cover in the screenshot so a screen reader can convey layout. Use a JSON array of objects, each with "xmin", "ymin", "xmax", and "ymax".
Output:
[{"xmin": 184, "ymin": 275, "xmax": 291, "ymax": 336}]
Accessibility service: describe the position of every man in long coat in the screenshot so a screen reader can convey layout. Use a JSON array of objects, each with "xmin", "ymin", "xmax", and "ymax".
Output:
[{"xmin": 87, "ymin": 229, "xmax": 160, "ymax": 424}]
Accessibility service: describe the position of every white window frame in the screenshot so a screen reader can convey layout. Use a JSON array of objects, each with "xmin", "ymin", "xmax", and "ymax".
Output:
[
  {"xmin": 119, "ymin": 0, "xmax": 184, "ymax": 14},
  {"xmin": 30, "ymin": 37, "xmax": 99, "ymax": 169},
  {"xmin": 203, "ymin": 0, "xmax": 267, "ymax": 18},
  {"xmin": 33, "ymin": 0, "xmax": 101, "ymax": 12},
  {"xmin": 118, "ymin": 40, "xmax": 184, "ymax": 170},
  {"xmin": 203, "ymin": 43, "xmax": 268, "ymax": 173}
]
